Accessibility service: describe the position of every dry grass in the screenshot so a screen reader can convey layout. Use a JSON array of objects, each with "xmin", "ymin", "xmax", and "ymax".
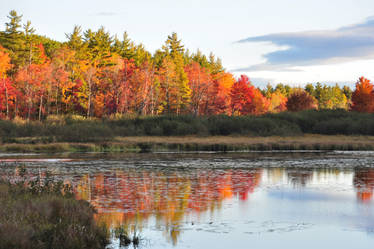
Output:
[
  {"xmin": 115, "ymin": 135, "xmax": 374, "ymax": 146},
  {"xmin": 1, "ymin": 135, "xmax": 374, "ymax": 152},
  {"xmin": 0, "ymin": 175, "xmax": 109, "ymax": 249}
]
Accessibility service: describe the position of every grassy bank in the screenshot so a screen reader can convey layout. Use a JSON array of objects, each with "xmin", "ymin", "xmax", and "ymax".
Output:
[
  {"xmin": 1, "ymin": 110, "xmax": 374, "ymax": 152},
  {"xmin": 0, "ymin": 173, "xmax": 108, "ymax": 249},
  {"xmin": 1, "ymin": 135, "xmax": 374, "ymax": 153},
  {"xmin": 0, "ymin": 110, "xmax": 374, "ymax": 142}
]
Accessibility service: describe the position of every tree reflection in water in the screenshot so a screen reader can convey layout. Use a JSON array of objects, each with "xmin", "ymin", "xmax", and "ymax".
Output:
[
  {"xmin": 354, "ymin": 169, "xmax": 374, "ymax": 203},
  {"xmin": 74, "ymin": 169, "xmax": 262, "ymax": 244},
  {"xmin": 4, "ymin": 163, "xmax": 374, "ymax": 246}
]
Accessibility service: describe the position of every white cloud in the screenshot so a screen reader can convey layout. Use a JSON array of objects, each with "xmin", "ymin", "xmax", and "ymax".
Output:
[{"xmin": 235, "ymin": 17, "xmax": 374, "ymax": 72}]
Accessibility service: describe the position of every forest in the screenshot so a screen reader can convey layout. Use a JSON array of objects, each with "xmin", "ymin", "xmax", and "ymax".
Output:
[{"xmin": 1, "ymin": 10, "xmax": 374, "ymax": 121}]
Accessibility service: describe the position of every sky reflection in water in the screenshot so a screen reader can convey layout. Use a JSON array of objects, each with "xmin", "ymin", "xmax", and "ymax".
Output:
[{"xmin": 1, "ymin": 152, "xmax": 374, "ymax": 249}]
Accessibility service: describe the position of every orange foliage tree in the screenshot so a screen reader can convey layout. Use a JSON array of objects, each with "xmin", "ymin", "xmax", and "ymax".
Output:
[
  {"xmin": 0, "ymin": 46, "xmax": 16, "ymax": 118},
  {"xmin": 268, "ymin": 90, "xmax": 287, "ymax": 113},
  {"xmin": 351, "ymin": 77, "xmax": 374, "ymax": 113},
  {"xmin": 185, "ymin": 62, "xmax": 212, "ymax": 115}
]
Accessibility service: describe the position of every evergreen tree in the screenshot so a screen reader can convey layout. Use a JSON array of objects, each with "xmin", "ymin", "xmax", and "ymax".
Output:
[
  {"xmin": 83, "ymin": 27, "xmax": 113, "ymax": 67},
  {"xmin": 343, "ymin": 85, "xmax": 352, "ymax": 100},
  {"xmin": 118, "ymin": 32, "xmax": 136, "ymax": 59},
  {"xmin": 165, "ymin": 32, "xmax": 184, "ymax": 57},
  {"xmin": 133, "ymin": 44, "xmax": 151, "ymax": 66},
  {"xmin": 304, "ymin": 83, "xmax": 314, "ymax": 96},
  {"xmin": 0, "ymin": 10, "xmax": 26, "ymax": 73},
  {"xmin": 314, "ymin": 82, "xmax": 323, "ymax": 101},
  {"xmin": 66, "ymin": 25, "xmax": 82, "ymax": 50},
  {"xmin": 163, "ymin": 33, "xmax": 191, "ymax": 114},
  {"xmin": 23, "ymin": 20, "xmax": 36, "ymax": 66}
]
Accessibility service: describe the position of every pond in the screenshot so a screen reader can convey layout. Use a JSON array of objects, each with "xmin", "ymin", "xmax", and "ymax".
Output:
[{"xmin": 1, "ymin": 151, "xmax": 374, "ymax": 249}]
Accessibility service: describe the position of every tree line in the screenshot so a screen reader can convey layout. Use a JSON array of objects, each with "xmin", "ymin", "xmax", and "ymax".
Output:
[{"xmin": 0, "ymin": 10, "xmax": 372, "ymax": 120}]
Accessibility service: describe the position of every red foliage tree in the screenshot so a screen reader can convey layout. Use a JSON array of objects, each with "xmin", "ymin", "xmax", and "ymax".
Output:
[
  {"xmin": 199, "ymin": 72, "xmax": 235, "ymax": 115},
  {"xmin": 247, "ymin": 89, "xmax": 270, "ymax": 115},
  {"xmin": 230, "ymin": 75, "xmax": 254, "ymax": 115},
  {"xmin": 229, "ymin": 75, "xmax": 268, "ymax": 115},
  {"xmin": 185, "ymin": 62, "xmax": 212, "ymax": 115},
  {"xmin": 0, "ymin": 78, "xmax": 18, "ymax": 118},
  {"xmin": 286, "ymin": 90, "xmax": 317, "ymax": 112},
  {"xmin": 351, "ymin": 77, "xmax": 374, "ymax": 113},
  {"xmin": 202, "ymin": 80, "xmax": 227, "ymax": 115}
]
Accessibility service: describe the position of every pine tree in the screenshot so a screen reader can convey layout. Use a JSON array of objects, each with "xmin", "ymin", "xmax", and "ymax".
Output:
[
  {"xmin": 163, "ymin": 33, "xmax": 191, "ymax": 114},
  {"xmin": 165, "ymin": 32, "xmax": 184, "ymax": 57},
  {"xmin": 0, "ymin": 10, "xmax": 26, "ymax": 73},
  {"xmin": 66, "ymin": 25, "xmax": 83, "ymax": 51},
  {"xmin": 112, "ymin": 32, "xmax": 136, "ymax": 59},
  {"xmin": 23, "ymin": 20, "xmax": 36, "ymax": 66}
]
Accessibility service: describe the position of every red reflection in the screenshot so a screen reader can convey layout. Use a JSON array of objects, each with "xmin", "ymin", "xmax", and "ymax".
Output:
[
  {"xmin": 74, "ymin": 169, "xmax": 262, "ymax": 244},
  {"xmin": 354, "ymin": 169, "xmax": 374, "ymax": 203}
]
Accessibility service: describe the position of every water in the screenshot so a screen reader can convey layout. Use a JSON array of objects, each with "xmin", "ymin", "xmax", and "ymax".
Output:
[{"xmin": 1, "ymin": 151, "xmax": 374, "ymax": 249}]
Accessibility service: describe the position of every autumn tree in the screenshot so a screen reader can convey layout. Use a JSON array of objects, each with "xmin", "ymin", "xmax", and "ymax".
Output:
[
  {"xmin": 230, "ymin": 75, "xmax": 267, "ymax": 115},
  {"xmin": 49, "ymin": 47, "xmax": 71, "ymax": 114},
  {"xmin": 268, "ymin": 90, "xmax": 287, "ymax": 113},
  {"xmin": 322, "ymin": 84, "xmax": 348, "ymax": 109},
  {"xmin": 351, "ymin": 77, "xmax": 374, "ymax": 113},
  {"xmin": 128, "ymin": 61, "xmax": 155, "ymax": 115},
  {"xmin": 0, "ymin": 46, "xmax": 15, "ymax": 118},
  {"xmin": 200, "ymin": 72, "xmax": 233, "ymax": 115},
  {"xmin": 185, "ymin": 62, "xmax": 212, "ymax": 115},
  {"xmin": 250, "ymin": 89, "xmax": 270, "ymax": 115},
  {"xmin": 3, "ymin": 10, "xmax": 368, "ymax": 119},
  {"xmin": 286, "ymin": 90, "xmax": 317, "ymax": 112}
]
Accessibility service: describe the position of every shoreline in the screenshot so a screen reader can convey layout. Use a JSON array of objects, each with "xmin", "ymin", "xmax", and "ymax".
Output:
[{"xmin": 1, "ymin": 135, "xmax": 374, "ymax": 153}]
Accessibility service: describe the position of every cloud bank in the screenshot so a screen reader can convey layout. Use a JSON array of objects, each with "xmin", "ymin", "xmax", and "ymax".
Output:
[{"xmin": 235, "ymin": 17, "xmax": 374, "ymax": 72}]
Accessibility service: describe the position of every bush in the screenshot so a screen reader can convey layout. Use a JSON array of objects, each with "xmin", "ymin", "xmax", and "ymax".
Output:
[
  {"xmin": 0, "ymin": 169, "xmax": 108, "ymax": 249},
  {"xmin": 2, "ymin": 110, "xmax": 374, "ymax": 140},
  {"xmin": 286, "ymin": 90, "xmax": 317, "ymax": 112}
]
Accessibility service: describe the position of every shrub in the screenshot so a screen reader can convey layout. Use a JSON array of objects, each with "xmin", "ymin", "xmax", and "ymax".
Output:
[
  {"xmin": 286, "ymin": 90, "xmax": 317, "ymax": 112},
  {"xmin": 0, "ymin": 169, "xmax": 108, "ymax": 249},
  {"xmin": 1, "ymin": 110, "xmax": 374, "ymax": 140}
]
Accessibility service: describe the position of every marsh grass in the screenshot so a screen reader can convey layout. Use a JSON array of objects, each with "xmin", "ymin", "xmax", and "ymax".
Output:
[
  {"xmin": 1, "ymin": 110, "xmax": 374, "ymax": 142},
  {"xmin": 0, "ymin": 167, "xmax": 109, "ymax": 249},
  {"xmin": 1, "ymin": 110, "xmax": 374, "ymax": 152},
  {"xmin": 1, "ymin": 135, "xmax": 374, "ymax": 152},
  {"xmin": 115, "ymin": 135, "xmax": 374, "ymax": 152}
]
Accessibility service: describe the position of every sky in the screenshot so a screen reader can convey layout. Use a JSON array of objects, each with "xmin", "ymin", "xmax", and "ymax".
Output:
[{"xmin": 1, "ymin": 0, "xmax": 374, "ymax": 87}]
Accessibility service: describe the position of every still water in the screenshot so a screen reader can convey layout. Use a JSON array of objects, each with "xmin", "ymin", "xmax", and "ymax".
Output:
[{"xmin": 1, "ymin": 151, "xmax": 374, "ymax": 249}]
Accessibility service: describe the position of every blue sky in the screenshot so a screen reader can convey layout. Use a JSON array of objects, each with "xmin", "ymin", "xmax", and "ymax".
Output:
[{"xmin": 1, "ymin": 0, "xmax": 374, "ymax": 87}]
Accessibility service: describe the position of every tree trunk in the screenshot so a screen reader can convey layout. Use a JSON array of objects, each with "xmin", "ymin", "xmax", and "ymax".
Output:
[
  {"xmin": 39, "ymin": 94, "xmax": 43, "ymax": 121},
  {"xmin": 87, "ymin": 78, "xmax": 91, "ymax": 117},
  {"xmin": 3, "ymin": 78, "xmax": 9, "ymax": 119}
]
